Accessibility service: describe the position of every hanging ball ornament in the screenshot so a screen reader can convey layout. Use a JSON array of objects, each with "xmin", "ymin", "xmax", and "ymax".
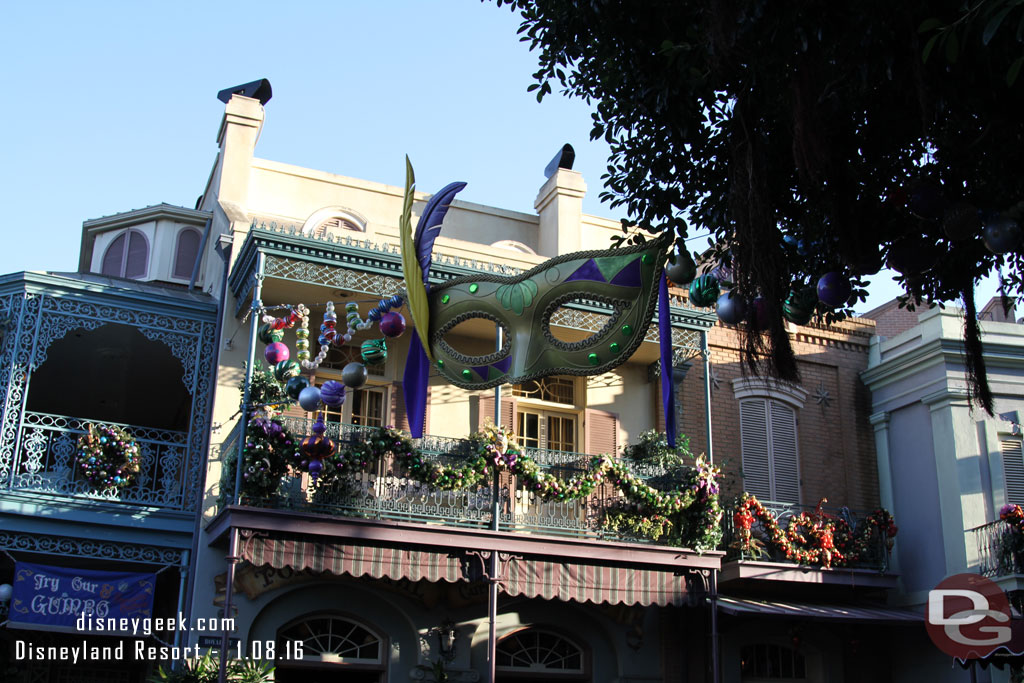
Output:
[
  {"xmin": 258, "ymin": 323, "xmax": 284, "ymax": 345},
  {"xmin": 665, "ymin": 248, "xmax": 697, "ymax": 286},
  {"xmin": 716, "ymin": 292, "xmax": 747, "ymax": 326},
  {"xmin": 298, "ymin": 386, "xmax": 322, "ymax": 412},
  {"xmin": 982, "ymin": 215, "xmax": 1022, "ymax": 255},
  {"xmin": 688, "ymin": 274, "xmax": 720, "ymax": 308},
  {"xmin": 274, "ymin": 360, "xmax": 301, "ymax": 382},
  {"xmin": 783, "ymin": 286, "xmax": 818, "ymax": 325},
  {"xmin": 264, "ymin": 342, "xmax": 290, "ymax": 365},
  {"xmin": 360, "ymin": 338, "xmax": 388, "ymax": 364},
  {"xmin": 817, "ymin": 272, "xmax": 853, "ymax": 308},
  {"xmin": 906, "ymin": 180, "xmax": 947, "ymax": 221},
  {"xmin": 342, "ymin": 362, "xmax": 369, "ymax": 389},
  {"xmin": 942, "ymin": 203, "xmax": 981, "ymax": 241},
  {"xmin": 285, "ymin": 375, "xmax": 310, "ymax": 400},
  {"xmin": 379, "ymin": 312, "xmax": 406, "ymax": 338},
  {"xmin": 319, "ymin": 380, "xmax": 347, "ymax": 407}
]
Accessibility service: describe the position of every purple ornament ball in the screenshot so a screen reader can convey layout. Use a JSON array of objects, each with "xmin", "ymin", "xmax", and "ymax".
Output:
[
  {"xmin": 817, "ymin": 272, "xmax": 852, "ymax": 308},
  {"xmin": 752, "ymin": 296, "xmax": 770, "ymax": 331},
  {"xmin": 265, "ymin": 342, "xmax": 290, "ymax": 365},
  {"xmin": 320, "ymin": 380, "xmax": 347, "ymax": 407},
  {"xmin": 379, "ymin": 312, "xmax": 406, "ymax": 338}
]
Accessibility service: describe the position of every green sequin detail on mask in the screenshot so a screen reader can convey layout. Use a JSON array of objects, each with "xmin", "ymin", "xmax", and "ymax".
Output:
[
  {"xmin": 469, "ymin": 284, "xmax": 479, "ymax": 294},
  {"xmin": 441, "ymin": 294, "xmax": 450, "ymax": 304},
  {"xmin": 462, "ymin": 369, "xmax": 472, "ymax": 380},
  {"xmin": 610, "ymin": 342, "xmax": 620, "ymax": 354},
  {"xmin": 621, "ymin": 324, "xmax": 633, "ymax": 336},
  {"xmin": 588, "ymin": 353, "xmax": 599, "ymax": 366}
]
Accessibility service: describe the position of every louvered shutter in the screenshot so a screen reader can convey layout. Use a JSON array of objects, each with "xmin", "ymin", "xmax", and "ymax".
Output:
[
  {"xmin": 124, "ymin": 231, "xmax": 148, "ymax": 278},
  {"xmin": 1003, "ymin": 440, "xmax": 1024, "ymax": 504},
  {"xmin": 391, "ymin": 383, "xmax": 410, "ymax": 432},
  {"xmin": 101, "ymin": 234, "xmax": 125, "ymax": 276},
  {"xmin": 768, "ymin": 402, "xmax": 800, "ymax": 503},
  {"xmin": 478, "ymin": 395, "xmax": 515, "ymax": 431},
  {"xmin": 739, "ymin": 399, "xmax": 772, "ymax": 500},
  {"xmin": 585, "ymin": 409, "xmax": 619, "ymax": 456}
]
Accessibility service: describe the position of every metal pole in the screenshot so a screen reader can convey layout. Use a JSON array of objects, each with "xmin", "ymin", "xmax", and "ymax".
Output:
[
  {"xmin": 217, "ymin": 528, "xmax": 240, "ymax": 683},
  {"xmin": 702, "ymin": 330, "xmax": 714, "ymax": 465},
  {"xmin": 233, "ymin": 252, "xmax": 265, "ymax": 503},
  {"xmin": 486, "ymin": 325, "xmax": 503, "ymax": 683},
  {"xmin": 172, "ymin": 550, "xmax": 189, "ymax": 653},
  {"xmin": 709, "ymin": 571, "xmax": 720, "ymax": 683}
]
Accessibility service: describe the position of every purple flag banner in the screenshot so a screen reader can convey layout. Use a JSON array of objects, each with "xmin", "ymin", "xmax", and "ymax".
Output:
[{"xmin": 8, "ymin": 562, "xmax": 156, "ymax": 633}]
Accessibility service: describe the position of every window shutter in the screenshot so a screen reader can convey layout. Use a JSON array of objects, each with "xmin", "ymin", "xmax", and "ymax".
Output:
[
  {"xmin": 1003, "ymin": 440, "xmax": 1024, "ymax": 504},
  {"xmin": 477, "ymin": 395, "xmax": 515, "ymax": 431},
  {"xmin": 173, "ymin": 228, "xmax": 201, "ymax": 279},
  {"xmin": 769, "ymin": 402, "xmax": 800, "ymax": 503},
  {"xmin": 124, "ymin": 231, "xmax": 148, "ymax": 278},
  {"xmin": 739, "ymin": 399, "xmax": 772, "ymax": 500},
  {"xmin": 391, "ymin": 383, "xmax": 410, "ymax": 432},
  {"xmin": 101, "ymin": 234, "xmax": 126, "ymax": 276},
  {"xmin": 584, "ymin": 409, "xmax": 619, "ymax": 456}
]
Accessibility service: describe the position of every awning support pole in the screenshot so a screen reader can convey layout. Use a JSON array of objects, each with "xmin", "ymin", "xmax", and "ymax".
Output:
[
  {"xmin": 172, "ymin": 549, "xmax": 189, "ymax": 653},
  {"xmin": 234, "ymin": 252, "xmax": 265, "ymax": 504},
  {"xmin": 710, "ymin": 571, "xmax": 720, "ymax": 683},
  {"xmin": 217, "ymin": 528, "xmax": 240, "ymax": 683},
  {"xmin": 486, "ymin": 325, "xmax": 503, "ymax": 683}
]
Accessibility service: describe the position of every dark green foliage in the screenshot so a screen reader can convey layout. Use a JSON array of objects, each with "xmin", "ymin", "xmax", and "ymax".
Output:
[{"xmin": 492, "ymin": 0, "xmax": 1024, "ymax": 409}]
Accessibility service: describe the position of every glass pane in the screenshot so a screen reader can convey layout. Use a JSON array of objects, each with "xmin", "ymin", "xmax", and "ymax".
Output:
[
  {"xmin": 352, "ymin": 388, "xmax": 384, "ymax": 427},
  {"xmin": 547, "ymin": 415, "xmax": 576, "ymax": 452},
  {"xmin": 517, "ymin": 412, "xmax": 540, "ymax": 449}
]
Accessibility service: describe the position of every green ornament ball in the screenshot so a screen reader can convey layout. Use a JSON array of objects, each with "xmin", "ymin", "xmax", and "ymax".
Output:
[
  {"xmin": 258, "ymin": 323, "xmax": 284, "ymax": 345},
  {"xmin": 782, "ymin": 285, "xmax": 818, "ymax": 326},
  {"xmin": 285, "ymin": 375, "xmax": 310, "ymax": 400},
  {"xmin": 274, "ymin": 360, "xmax": 301, "ymax": 382},
  {"xmin": 688, "ymin": 274, "xmax": 720, "ymax": 308}
]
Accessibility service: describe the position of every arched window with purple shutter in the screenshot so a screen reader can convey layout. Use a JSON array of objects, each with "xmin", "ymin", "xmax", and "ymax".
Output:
[
  {"xmin": 173, "ymin": 228, "xmax": 201, "ymax": 279},
  {"xmin": 100, "ymin": 230, "xmax": 149, "ymax": 279}
]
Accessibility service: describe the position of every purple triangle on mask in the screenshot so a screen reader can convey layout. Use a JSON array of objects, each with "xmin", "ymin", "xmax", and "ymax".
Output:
[
  {"xmin": 492, "ymin": 356, "xmax": 512, "ymax": 373},
  {"xmin": 609, "ymin": 257, "xmax": 642, "ymax": 288},
  {"xmin": 473, "ymin": 366, "xmax": 490, "ymax": 380},
  {"xmin": 565, "ymin": 259, "xmax": 606, "ymax": 283}
]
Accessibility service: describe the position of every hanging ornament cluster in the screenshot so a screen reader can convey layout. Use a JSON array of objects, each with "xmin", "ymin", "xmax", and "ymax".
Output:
[
  {"xmin": 75, "ymin": 424, "xmax": 141, "ymax": 491},
  {"xmin": 300, "ymin": 413, "xmax": 336, "ymax": 482}
]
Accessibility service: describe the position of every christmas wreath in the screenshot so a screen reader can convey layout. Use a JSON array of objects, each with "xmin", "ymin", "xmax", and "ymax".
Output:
[{"xmin": 76, "ymin": 424, "xmax": 141, "ymax": 491}]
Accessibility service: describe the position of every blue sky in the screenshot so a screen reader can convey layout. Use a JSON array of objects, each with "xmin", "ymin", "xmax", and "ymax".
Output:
[{"xmin": 1, "ymin": 1, "xmax": 998, "ymax": 313}]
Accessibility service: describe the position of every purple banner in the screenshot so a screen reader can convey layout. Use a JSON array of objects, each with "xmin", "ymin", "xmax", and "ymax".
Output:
[{"xmin": 8, "ymin": 562, "xmax": 156, "ymax": 633}]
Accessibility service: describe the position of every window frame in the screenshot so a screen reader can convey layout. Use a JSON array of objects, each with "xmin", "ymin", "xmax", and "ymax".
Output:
[
  {"xmin": 100, "ymin": 229, "xmax": 150, "ymax": 279},
  {"xmin": 732, "ymin": 378, "xmax": 807, "ymax": 504},
  {"xmin": 171, "ymin": 227, "xmax": 202, "ymax": 280}
]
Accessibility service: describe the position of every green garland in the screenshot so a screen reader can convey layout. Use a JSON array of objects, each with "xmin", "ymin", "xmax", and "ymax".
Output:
[
  {"xmin": 732, "ymin": 493, "xmax": 898, "ymax": 569},
  {"xmin": 76, "ymin": 424, "xmax": 141, "ymax": 491},
  {"xmin": 230, "ymin": 421, "xmax": 723, "ymax": 552}
]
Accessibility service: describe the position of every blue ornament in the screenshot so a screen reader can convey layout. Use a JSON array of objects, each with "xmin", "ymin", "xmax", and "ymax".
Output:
[
  {"xmin": 716, "ymin": 292, "xmax": 747, "ymax": 326},
  {"xmin": 298, "ymin": 386, "xmax": 322, "ymax": 412},
  {"xmin": 817, "ymin": 272, "xmax": 852, "ymax": 308}
]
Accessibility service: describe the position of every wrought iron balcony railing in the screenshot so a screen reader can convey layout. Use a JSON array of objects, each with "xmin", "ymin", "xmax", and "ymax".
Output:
[
  {"xmin": 722, "ymin": 499, "xmax": 891, "ymax": 572},
  {"xmin": 970, "ymin": 519, "xmax": 1024, "ymax": 578},
  {"xmin": 4, "ymin": 411, "xmax": 192, "ymax": 510},
  {"xmin": 221, "ymin": 416, "xmax": 691, "ymax": 546}
]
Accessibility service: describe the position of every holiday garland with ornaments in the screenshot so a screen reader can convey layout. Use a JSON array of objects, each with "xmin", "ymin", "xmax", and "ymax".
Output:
[
  {"xmin": 227, "ymin": 419, "xmax": 723, "ymax": 552},
  {"xmin": 731, "ymin": 493, "xmax": 897, "ymax": 569},
  {"xmin": 75, "ymin": 424, "xmax": 141, "ymax": 491}
]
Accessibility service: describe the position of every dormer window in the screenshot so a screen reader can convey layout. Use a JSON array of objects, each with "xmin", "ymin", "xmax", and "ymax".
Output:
[
  {"xmin": 172, "ymin": 228, "xmax": 201, "ymax": 279},
  {"xmin": 101, "ymin": 230, "xmax": 149, "ymax": 279}
]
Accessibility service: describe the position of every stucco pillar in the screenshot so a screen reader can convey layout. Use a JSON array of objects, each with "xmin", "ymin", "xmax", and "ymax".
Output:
[
  {"xmin": 869, "ymin": 411, "xmax": 900, "ymax": 576},
  {"xmin": 534, "ymin": 169, "xmax": 586, "ymax": 257},
  {"xmin": 925, "ymin": 390, "xmax": 982, "ymax": 573}
]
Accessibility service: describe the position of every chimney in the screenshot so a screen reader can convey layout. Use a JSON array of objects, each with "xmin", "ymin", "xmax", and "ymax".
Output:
[{"xmin": 534, "ymin": 168, "xmax": 586, "ymax": 257}]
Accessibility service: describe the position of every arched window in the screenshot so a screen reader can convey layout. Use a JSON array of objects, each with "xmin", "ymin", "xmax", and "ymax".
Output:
[
  {"xmin": 740, "ymin": 643, "xmax": 806, "ymax": 680},
  {"xmin": 732, "ymin": 378, "xmax": 807, "ymax": 503},
  {"xmin": 301, "ymin": 207, "xmax": 368, "ymax": 239},
  {"xmin": 496, "ymin": 628, "xmax": 586, "ymax": 676},
  {"xmin": 172, "ymin": 228, "xmax": 201, "ymax": 279},
  {"xmin": 100, "ymin": 230, "xmax": 148, "ymax": 279},
  {"xmin": 491, "ymin": 240, "xmax": 537, "ymax": 255},
  {"xmin": 275, "ymin": 614, "xmax": 385, "ymax": 683}
]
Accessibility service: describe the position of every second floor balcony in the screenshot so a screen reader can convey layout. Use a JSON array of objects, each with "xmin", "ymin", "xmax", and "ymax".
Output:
[{"xmin": 215, "ymin": 415, "xmax": 725, "ymax": 554}]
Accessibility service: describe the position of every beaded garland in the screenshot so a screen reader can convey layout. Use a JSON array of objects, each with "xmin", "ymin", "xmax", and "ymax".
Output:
[{"xmin": 76, "ymin": 424, "xmax": 141, "ymax": 491}]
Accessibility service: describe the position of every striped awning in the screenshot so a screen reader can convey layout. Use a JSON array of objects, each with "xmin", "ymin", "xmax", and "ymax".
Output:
[
  {"xmin": 239, "ymin": 532, "xmax": 690, "ymax": 607},
  {"xmin": 717, "ymin": 596, "xmax": 923, "ymax": 622}
]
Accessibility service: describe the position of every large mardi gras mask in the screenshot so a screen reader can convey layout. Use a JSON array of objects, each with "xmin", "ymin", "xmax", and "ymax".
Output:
[
  {"xmin": 428, "ymin": 237, "xmax": 669, "ymax": 389},
  {"xmin": 400, "ymin": 161, "xmax": 675, "ymax": 441}
]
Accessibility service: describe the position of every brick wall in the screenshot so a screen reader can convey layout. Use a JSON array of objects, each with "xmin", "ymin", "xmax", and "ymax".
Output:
[
  {"xmin": 676, "ymin": 292, "xmax": 880, "ymax": 513},
  {"xmin": 862, "ymin": 298, "xmax": 921, "ymax": 339}
]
